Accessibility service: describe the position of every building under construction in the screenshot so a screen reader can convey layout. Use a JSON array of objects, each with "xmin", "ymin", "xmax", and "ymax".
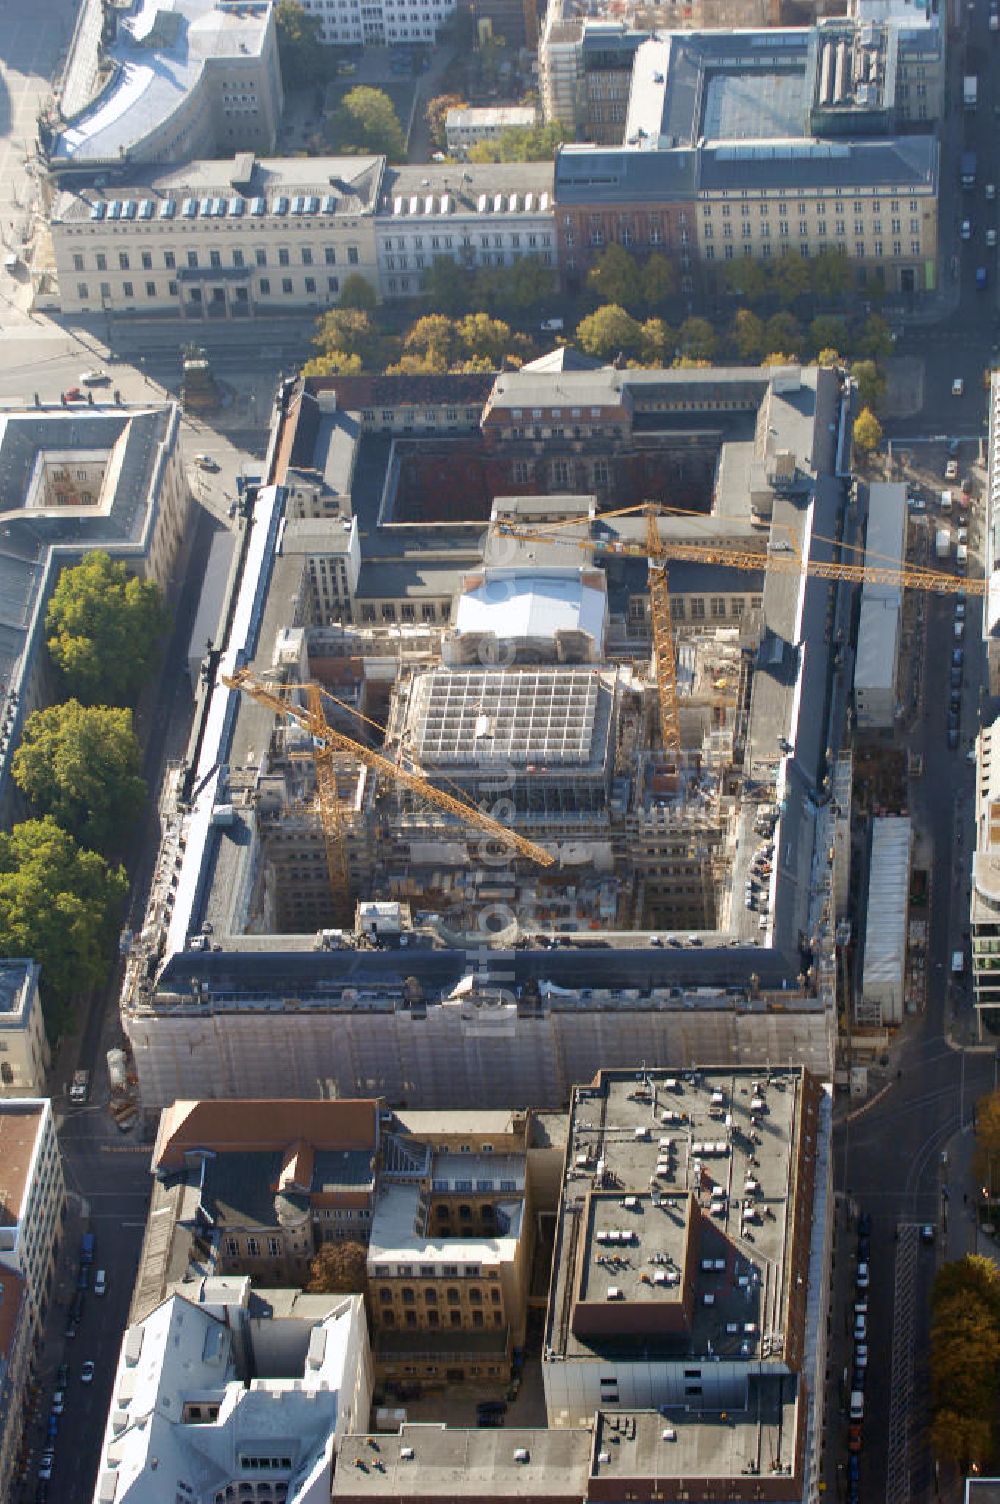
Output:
[{"xmin": 122, "ymin": 357, "xmax": 857, "ymax": 1111}]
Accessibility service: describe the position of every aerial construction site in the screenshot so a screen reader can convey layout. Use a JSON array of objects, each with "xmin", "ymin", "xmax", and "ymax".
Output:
[{"xmin": 120, "ymin": 355, "xmax": 910, "ymax": 1110}]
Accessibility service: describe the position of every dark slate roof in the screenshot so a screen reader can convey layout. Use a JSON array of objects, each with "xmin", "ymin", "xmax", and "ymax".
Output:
[
  {"xmin": 555, "ymin": 132, "xmax": 936, "ymax": 204},
  {"xmin": 698, "ymin": 135, "xmax": 937, "ymax": 192},
  {"xmin": 555, "ymin": 145, "xmax": 698, "ymax": 204},
  {"xmin": 156, "ymin": 942, "xmax": 801, "ymax": 1003}
]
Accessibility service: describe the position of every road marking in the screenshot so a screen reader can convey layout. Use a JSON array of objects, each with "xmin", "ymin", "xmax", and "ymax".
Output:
[{"xmin": 885, "ymin": 1223, "xmax": 918, "ymax": 1504}]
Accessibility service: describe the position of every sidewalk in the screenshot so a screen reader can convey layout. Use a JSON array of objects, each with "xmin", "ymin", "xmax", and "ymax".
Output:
[
  {"xmin": 942, "ymin": 1121, "xmax": 1000, "ymax": 1266},
  {"xmin": 14, "ymin": 1191, "xmax": 88, "ymax": 1502}
]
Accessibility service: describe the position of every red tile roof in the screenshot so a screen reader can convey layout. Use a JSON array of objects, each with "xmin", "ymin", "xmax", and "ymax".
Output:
[
  {"xmin": 0, "ymin": 1104, "xmax": 45, "ymax": 1229},
  {"xmin": 153, "ymin": 1099, "xmax": 380, "ymax": 1170}
]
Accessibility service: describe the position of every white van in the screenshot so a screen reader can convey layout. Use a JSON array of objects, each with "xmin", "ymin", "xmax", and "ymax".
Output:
[
  {"xmin": 849, "ymin": 1390, "xmax": 864, "ymax": 1421},
  {"xmin": 941, "ymin": 489, "xmax": 953, "ymax": 513},
  {"xmin": 952, "ymin": 950, "xmax": 965, "ymax": 975}
]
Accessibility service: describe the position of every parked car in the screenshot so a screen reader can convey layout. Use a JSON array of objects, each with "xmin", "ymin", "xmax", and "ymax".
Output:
[
  {"xmin": 853, "ymin": 1313, "xmax": 867, "ymax": 1341},
  {"xmin": 194, "ymin": 453, "xmax": 219, "ymax": 471},
  {"xmin": 855, "ymin": 1342, "xmax": 868, "ymax": 1368},
  {"xmin": 945, "ymin": 459, "xmax": 959, "ymax": 480},
  {"xmin": 56, "ymin": 1364, "xmax": 69, "ymax": 1389},
  {"xmin": 50, "ymin": 1391, "xmax": 65, "ymax": 1416},
  {"xmin": 62, "ymin": 387, "xmax": 83, "ymax": 403},
  {"xmin": 81, "ymin": 1360, "xmax": 95, "ymax": 1384},
  {"xmin": 856, "ymin": 1261, "xmax": 869, "ymax": 1289},
  {"xmin": 37, "ymin": 1453, "xmax": 54, "ymax": 1481},
  {"xmin": 952, "ymin": 377, "xmax": 965, "ymax": 396},
  {"xmin": 79, "ymin": 369, "xmax": 109, "ymax": 385}
]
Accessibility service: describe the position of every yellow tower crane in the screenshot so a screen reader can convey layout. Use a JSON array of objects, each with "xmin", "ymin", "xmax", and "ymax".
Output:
[
  {"xmin": 222, "ymin": 672, "xmax": 557, "ymax": 908},
  {"xmin": 304, "ymin": 681, "xmax": 354, "ymax": 925},
  {"xmin": 644, "ymin": 506, "xmax": 682, "ymax": 753},
  {"xmin": 493, "ymin": 501, "xmax": 983, "ymax": 752}
]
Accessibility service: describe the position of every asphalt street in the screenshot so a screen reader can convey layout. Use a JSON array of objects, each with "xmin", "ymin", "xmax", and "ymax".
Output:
[
  {"xmin": 25, "ymin": 1124, "xmax": 153, "ymax": 1503},
  {"xmin": 828, "ymin": 569, "xmax": 997, "ymax": 1504},
  {"xmin": 892, "ymin": 0, "xmax": 1000, "ymax": 431}
]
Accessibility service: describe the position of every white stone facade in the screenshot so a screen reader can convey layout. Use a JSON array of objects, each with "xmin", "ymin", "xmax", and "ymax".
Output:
[
  {"xmin": 298, "ymin": 0, "xmax": 456, "ymax": 45},
  {"xmin": 51, "ymin": 157, "xmax": 384, "ymax": 318},
  {"xmin": 0, "ymin": 1101, "xmax": 67, "ymax": 1342},
  {"xmin": 0, "ymin": 963, "xmax": 50, "ymax": 1098}
]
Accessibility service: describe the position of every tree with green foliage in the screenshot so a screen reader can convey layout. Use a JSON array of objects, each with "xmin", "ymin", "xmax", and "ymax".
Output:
[
  {"xmin": 677, "ymin": 316, "xmax": 717, "ymax": 363},
  {"xmin": 773, "ymin": 254, "xmax": 811, "ymax": 307},
  {"xmin": 587, "ymin": 245, "xmax": 639, "ymax": 309},
  {"xmin": 641, "ymin": 253, "xmax": 677, "ymax": 307},
  {"xmin": 816, "ymin": 348, "xmax": 842, "ymax": 368},
  {"xmin": 338, "ymin": 273, "xmax": 378, "ymax": 312},
  {"xmin": 810, "ymin": 249, "xmax": 853, "ymax": 303},
  {"xmin": 809, "ymin": 315, "xmax": 848, "ymax": 357},
  {"xmin": 763, "ymin": 312, "xmax": 801, "ymax": 359},
  {"xmin": 856, "ymin": 313, "xmax": 894, "ymax": 361},
  {"xmin": 457, "ymin": 313, "xmax": 512, "ymax": 367},
  {"xmin": 13, "ymin": 701, "xmax": 145, "ymax": 854},
  {"xmin": 731, "ymin": 309, "xmax": 766, "ymax": 362},
  {"xmin": 853, "ymin": 406, "xmax": 883, "ymax": 454},
  {"xmin": 46, "ymin": 552, "xmax": 167, "ymax": 706},
  {"xmin": 422, "ymin": 255, "xmax": 473, "ymax": 316},
  {"xmin": 640, "ymin": 318, "xmax": 675, "ymax": 367},
  {"xmin": 851, "ymin": 358, "xmax": 887, "ymax": 412},
  {"xmin": 466, "ymin": 121, "xmax": 564, "ymax": 163},
  {"xmin": 307, "ymin": 1240, "xmax": 369, "ymax": 1296},
  {"xmin": 328, "ymin": 87, "xmax": 406, "ymax": 158},
  {"xmin": 723, "ymin": 258, "xmax": 769, "ymax": 304},
  {"xmin": 496, "ymin": 254, "xmax": 556, "ymax": 311},
  {"xmin": 575, "ymin": 304, "xmax": 643, "ymax": 360},
  {"xmin": 425, "ymin": 93, "xmax": 466, "ymax": 149},
  {"xmin": 0, "ymin": 817, "xmax": 127, "ymax": 1026},
  {"xmin": 274, "ymin": 0, "xmax": 329, "ymax": 88}
]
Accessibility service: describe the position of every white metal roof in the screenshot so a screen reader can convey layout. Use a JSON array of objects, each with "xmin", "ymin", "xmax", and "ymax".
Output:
[
  {"xmin": 454, "ymin": 567, "xmax": 607, "ymax": 646},
  {"xmin": 854, "ymin": 595, "xmax": 900, "ymax": 693},
  {"xmin": 862, "ymin": 816, "xmax": 911, "ymax": 991},
  {"xmin": 864, "ymin": 483, "xmax": 907, "ymax": 604}
]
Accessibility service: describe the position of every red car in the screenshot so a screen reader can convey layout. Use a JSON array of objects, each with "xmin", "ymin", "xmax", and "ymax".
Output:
[{"xmin": 62, "ymin": 387, "xmax": 83, "ymax": 402}]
